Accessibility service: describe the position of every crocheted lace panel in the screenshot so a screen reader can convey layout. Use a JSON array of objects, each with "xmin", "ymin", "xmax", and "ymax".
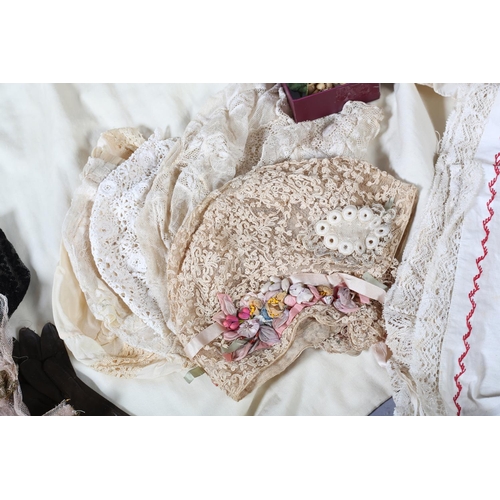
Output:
[
  {"xmin": 167, "ymin": 157, "xmax": 417, "ymax": 401},
  {"xmin": 384, "ymin": 83, "xmax": 499, "ymax": 415}
]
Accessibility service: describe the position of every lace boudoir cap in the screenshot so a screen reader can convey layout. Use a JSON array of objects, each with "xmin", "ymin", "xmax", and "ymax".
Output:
[{"xmin": 167, "ymin": 157, "xmax": 417, "ymax": 401}]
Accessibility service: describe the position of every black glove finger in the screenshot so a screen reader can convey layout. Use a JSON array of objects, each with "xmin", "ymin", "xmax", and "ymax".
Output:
[
  {"xmin": 43, "ymin": 358, "xmax": 128, "ymax": 416},
  {"xmin": 40, "ymin": 323, "xmax": 76, "ymax": 376},
  {"xmin": 17, "ymin": 369, "xmax": 69, "ymax": 416},
  {"xmin": 17, "ymin": 372, "xmax": 60, "ymax": 416},
  {"xmin": 19, "ymin": 358, "xmax": 64, "ymax": 404},
  {"xmin": 17, "ymin": 327, "xmax": 42, "ymax": 360}
]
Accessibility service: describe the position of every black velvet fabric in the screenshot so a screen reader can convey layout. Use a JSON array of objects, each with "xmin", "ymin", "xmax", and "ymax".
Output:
[
  {"xmin": 13, "ymin": 323, "xmax": 129, "ymax": 416},
  {"xmin": 0, "ymin": 229, "xmax": 31, "ymax": 317}
]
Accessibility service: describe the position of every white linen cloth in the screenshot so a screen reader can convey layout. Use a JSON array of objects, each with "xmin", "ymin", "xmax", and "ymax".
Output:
[
  {"xmin": 385, "ymin": 83, "xmax": 500, "ymax": 415},
  {"xmin": 439, "ymin": 87, "xmax": 500, "ymax": 416}
]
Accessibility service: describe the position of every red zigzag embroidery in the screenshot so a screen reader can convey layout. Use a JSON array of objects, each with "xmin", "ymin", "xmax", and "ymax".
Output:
[{"xmin": 453, "ymin": 152, "xmax": 500, "ymax": 415}]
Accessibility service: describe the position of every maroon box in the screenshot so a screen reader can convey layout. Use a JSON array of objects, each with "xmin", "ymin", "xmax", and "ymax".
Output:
[{"xmin": 283, "ymin": 83, "xmax": 381, "ymax": 123}]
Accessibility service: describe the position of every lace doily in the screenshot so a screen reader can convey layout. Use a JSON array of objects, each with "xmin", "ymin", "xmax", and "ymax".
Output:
[
  {"xmin": 384, "ymin": 83, "xmax": 499, "ymax": 415},
  {"xmin": 136, "ymin": 83, "xmax": 384, "ymax": 331},
  {"xmin": 167, "ymin": 157, "xmax": 417, "ymax": 401}
]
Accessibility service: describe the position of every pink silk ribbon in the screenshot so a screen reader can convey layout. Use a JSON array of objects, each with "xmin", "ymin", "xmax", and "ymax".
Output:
[
  {"xmin": 288, "ymin": 272, "xmax": 386, "ymax": 304},
  {"xmin": 183, "ymin": 272, "xmax": 387, "ymax": 359},
  {"xmin": 184, "ymin": 323, "xmax": 226, "ymax": 359}
]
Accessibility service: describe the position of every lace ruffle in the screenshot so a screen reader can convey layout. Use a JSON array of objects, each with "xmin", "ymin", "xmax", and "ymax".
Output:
[{"xmin": 0, "ymin": 294, "xmax": 29, "ymax": 415}]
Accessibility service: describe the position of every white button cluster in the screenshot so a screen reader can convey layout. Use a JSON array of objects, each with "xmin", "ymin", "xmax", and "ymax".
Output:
[{"xmin": 314, "ymin": 205, "xmax": 394, "ymax": 256}]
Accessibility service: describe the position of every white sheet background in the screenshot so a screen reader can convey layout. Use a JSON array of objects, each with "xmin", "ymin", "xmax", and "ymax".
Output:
[{"xmin": 0, "ymin": 83, "xmax": 453, "ymax": 415}]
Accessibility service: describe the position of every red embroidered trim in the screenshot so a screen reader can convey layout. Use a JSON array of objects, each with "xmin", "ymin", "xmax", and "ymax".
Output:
[{"xmin": 453, "ymin": 152, "xmax": 500, "ymax": 416}]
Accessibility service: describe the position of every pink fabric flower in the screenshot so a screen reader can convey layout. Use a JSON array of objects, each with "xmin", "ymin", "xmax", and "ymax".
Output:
[
  {"xmin": 222, "ymin": 329, "xmax": 242, "ymax": 342},
  {"xmin": 223, "ymin": 341, "xmax": 254, "ymax": 362},
  {"xmin": 237, "ymin": 319, "xmax": 260, "ymax": 339},
  {"xmin": 238, "ymin": 307, "xmax": 251, "ymax": 320},
  {"xmin": 217, "ymin": 293, "xmax": 237, "ymax": 316},
  {"xmin": 333, "ymin": 284, "xmax": 359, "ymax": 314},
  {"xmin": 258, "ymin": 325, "xmax": 280, "ymax": 345},
  {"xmin": 272, "ymin": 309, "xmax": 289, "ymax": 331}
]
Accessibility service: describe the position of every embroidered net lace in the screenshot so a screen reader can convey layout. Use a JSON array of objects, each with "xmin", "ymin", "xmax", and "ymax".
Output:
[{"xmin": 89, "ymin": 130, "xmax": 180, "ymax": 337}]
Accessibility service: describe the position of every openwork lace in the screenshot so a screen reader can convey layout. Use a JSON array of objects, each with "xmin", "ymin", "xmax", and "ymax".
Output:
[
  {"xmin": 167, "ymin": 157, "xmax": 417, "ymax": 401},
  {"xmin": 89, "ymin": 129, "xmax": 180, "ymax": 337}
]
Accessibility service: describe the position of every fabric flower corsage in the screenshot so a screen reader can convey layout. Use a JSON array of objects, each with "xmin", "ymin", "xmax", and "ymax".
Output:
[{"xmin": 213, "ymin": 275, "xmax": 369, "ymax": 362}]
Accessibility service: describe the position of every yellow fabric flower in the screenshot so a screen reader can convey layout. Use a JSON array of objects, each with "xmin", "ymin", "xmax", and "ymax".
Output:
[
  {"xmin": 317, "ymin": 285, "xmax": 333, "ymax": 297},
  {"xmin": 266, "ymin": 291, "xmax": 287, "ymax": 318}
]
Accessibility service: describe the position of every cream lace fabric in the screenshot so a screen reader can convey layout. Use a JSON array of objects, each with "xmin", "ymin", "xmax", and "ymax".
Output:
[
  {"xmin": 136, "ymin": 83, "xmax": 383, "ymax": 330},
  {"xmin": 60, "ymin": 129, "xmax": 190, "ymax": 377},
  {"xmin": 384, "ymin": 83, "xmax": 499, "ymax": 415},
  {"xmin": 89, "ymin": 130, "xmax": 180, "ymax": 336},
  {"xmin": 167, "ymin": 157, "xmax": 417, "ymax": 401}
]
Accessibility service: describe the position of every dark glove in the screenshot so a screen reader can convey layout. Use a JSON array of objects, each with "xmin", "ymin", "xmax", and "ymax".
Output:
[
  {"xmin": 13, "ymin": 323, "xmax": 128, "ymax": 416},
  {"xmin": 0, "ymin": 229, "xmax": 30, "ymax": 317}
]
